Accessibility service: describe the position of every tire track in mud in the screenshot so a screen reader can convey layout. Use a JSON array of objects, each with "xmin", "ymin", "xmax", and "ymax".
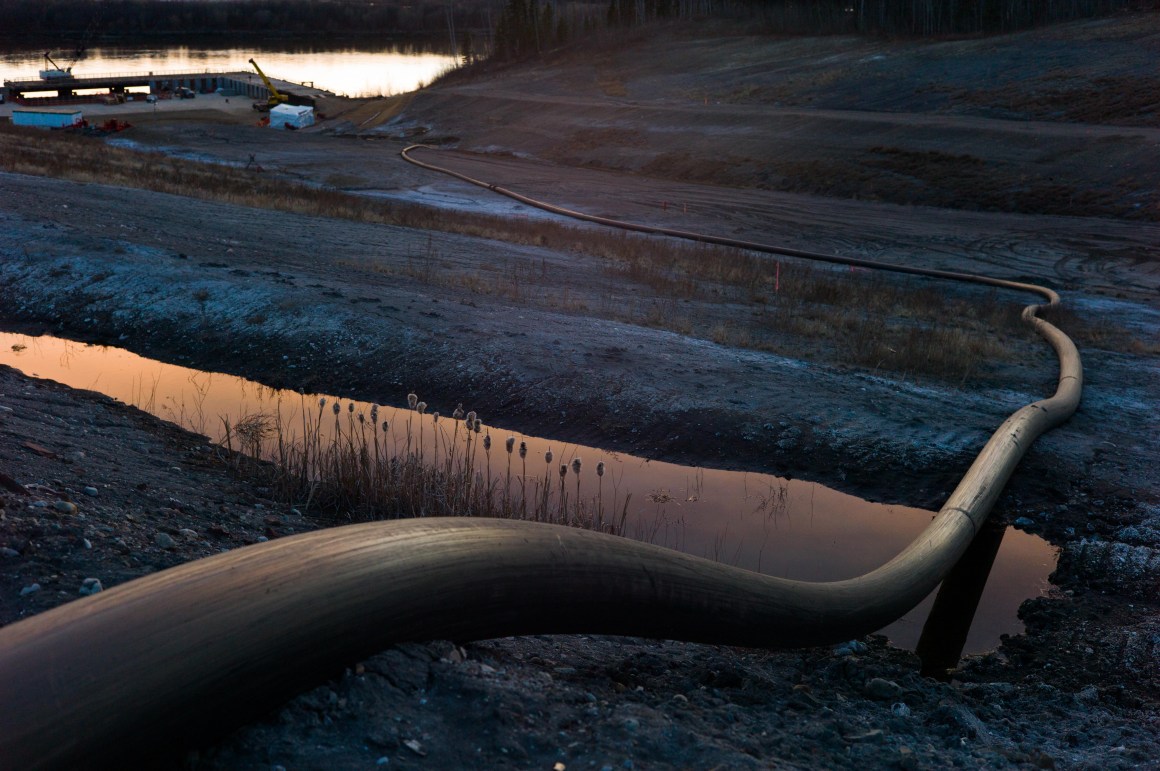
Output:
[{"xmin": 437, "ymin": 85, "xmax": 1160, "ymax": 143}]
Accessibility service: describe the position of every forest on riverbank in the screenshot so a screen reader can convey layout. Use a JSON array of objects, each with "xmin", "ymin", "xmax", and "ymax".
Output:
[{"xmin": 2, "ymin": 0, "xmax": 1153, "ymax": 48}]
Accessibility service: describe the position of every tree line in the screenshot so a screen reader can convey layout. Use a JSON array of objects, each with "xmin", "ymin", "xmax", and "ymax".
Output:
[
  {"xmin": 745, "ymin": 0, "xmax": 1154, "ymax": 35},
  {"xmin": 1, "ymin": 0, "xmax": 1151, "ymax": 53},
  {"xmin": 0, "ymin": 0, "xmax": 499, "ymax": 41},
  {"xmin": 488, "ymin": 0, "xmax": 1152, "ymax": 59}
]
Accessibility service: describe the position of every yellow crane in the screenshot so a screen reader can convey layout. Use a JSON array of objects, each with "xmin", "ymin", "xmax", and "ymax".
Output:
[{"xmin": 248, "ymin": 58, "xmax": 290, "ymax": 111}]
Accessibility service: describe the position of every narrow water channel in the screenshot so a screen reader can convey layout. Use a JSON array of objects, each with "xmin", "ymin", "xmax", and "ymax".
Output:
[{"xmin": 0, "ymin": 332, "xmax": 1058, "ymax": 656}]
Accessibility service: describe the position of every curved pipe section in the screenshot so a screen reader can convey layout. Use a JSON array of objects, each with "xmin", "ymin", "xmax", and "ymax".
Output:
[{"xmin": 0, "ymin": 148, "xmax": 1082, "ymax": 770}]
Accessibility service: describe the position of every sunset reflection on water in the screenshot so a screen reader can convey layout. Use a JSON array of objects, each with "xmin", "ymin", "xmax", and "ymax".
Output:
[
  {"xmin": 0, "ymin": 332, "xmax": 1057, "ymax": 653},
  {"xmin": 1, "ymin": 46, "xmax": 457, "ymax": 97}
]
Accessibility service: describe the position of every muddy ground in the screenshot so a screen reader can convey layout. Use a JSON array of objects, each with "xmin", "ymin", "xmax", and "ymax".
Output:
[{"xmin": 2, "ymin": 13, "xmax": 1159, "ymax": 769}]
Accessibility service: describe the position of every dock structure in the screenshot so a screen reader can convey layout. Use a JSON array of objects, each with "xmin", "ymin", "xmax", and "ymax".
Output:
[{"xmin": 1, "ymin": 69, "xmax": 325, "ymax": 107}]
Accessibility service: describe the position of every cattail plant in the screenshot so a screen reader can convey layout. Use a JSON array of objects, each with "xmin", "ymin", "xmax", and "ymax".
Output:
[
  {"xmin": 595, "ymin": 461, "xmax": 607, "ymax": 531},
  {"xmin": 558, "ymin": 462, "xmax": 568, "ymax": 523},
  {"xmin": 370, "ymin": 405, "xmax": 382, "ymax": 479},
  {"xmin": 539, "ymin": 448, "xmax": 554, "ymax": 522},
  {"xmin": 572, "ymin": 456, "xmax": 583, "ymax": 524},
  {"xmin": 519, "ymin": 440, "xmax": 528, "ymax": 517},
  {"xmin": 461, "ymin": 410, "xmax": 477, "ymax": 511},
  {"xmin": 504, "ymin": 436, "xmax": 515, "ymax": 510},
  {"xmin": 483, "ymin": 433, "xmax": 493, "ymax": 511},
  {"xmin": 209, "ymin": 391, "xmax": 637, "ymax": 540},
  {"xmin": 330, "ymin": 400, "xmax": 343, "ymax": 477},
  {"xmin": 405, "ymin": 393, "xmax": 417, "ymax": 456},
  {"xmin": 415, "ymin": 401, "xmax": 427, "ymax": 460},
  {"xmin": 449, "ymin": 406, "xmax": 463, "ymax": 479}
]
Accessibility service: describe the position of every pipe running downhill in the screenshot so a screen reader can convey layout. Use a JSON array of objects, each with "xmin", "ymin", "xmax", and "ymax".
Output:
[{"xmin": 0, "ymin": 148, "xmax": 1082, "ymax": 770}]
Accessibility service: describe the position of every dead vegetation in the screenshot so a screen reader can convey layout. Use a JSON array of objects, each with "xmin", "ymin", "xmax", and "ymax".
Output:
[
  {"xmin": 348, "ymin": 218, "xmax": 1031, "ymax": 383},
  {"xmin": 949, "ymin": 74, "xmax": 1160, "ymax": 127},
  {"xmin": 603, "ymin": 248, "xmax": 1027, "ymax": 383},
  {"xmin": 764, "ymin": 145, "xmax": 1159, "ymax": 221},
  {"xmin": 0, "ymin": 123, "xmax": 1045, "ymax": 383},
  {"xmin": 583, "ymin": 144, "xmax": 1157, "ymax": 222},
  {"xmin": 224, "ymin": 396, "xmax": 633, "ymax": 533},
  {"xmin": 1041, "ymin": 304, "xmax": 1160, "ymax": 357}
]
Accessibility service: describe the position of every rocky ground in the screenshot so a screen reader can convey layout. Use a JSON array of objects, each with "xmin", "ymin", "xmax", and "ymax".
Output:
[{"xmin": 2, "ymin": 13, "xmax": 1160, "ymax": 770}]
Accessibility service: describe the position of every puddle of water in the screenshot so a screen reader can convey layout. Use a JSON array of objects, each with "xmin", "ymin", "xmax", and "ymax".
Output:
[{"xmin": 0, "ymin": 332, "xmax": 1057, "ymax": 655}]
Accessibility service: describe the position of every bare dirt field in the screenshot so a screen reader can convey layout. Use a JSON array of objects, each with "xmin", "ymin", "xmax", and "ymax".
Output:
[{"xmin": 2, "ymin": 13, "xmax": 1159, "ymax": 769}]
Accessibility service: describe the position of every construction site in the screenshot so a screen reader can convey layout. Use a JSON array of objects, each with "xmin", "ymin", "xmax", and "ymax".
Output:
[
  {"xmin": 0, "ymin": 54, "xmax": 340, "ymax": 142},
  {"xmin": 0, "ymin": 10, "xmax": 1158, "ymax": 770},
  {"xmin": 2, "ymin": 52, "xmax": 329, "ymax": 118}
]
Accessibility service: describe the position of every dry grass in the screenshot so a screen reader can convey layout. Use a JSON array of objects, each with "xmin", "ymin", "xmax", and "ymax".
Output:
[
  {"xmin": 597, "ymin": 75, "xmax": 628, "ymax": 97},
  {"xmin": 950, "ymin": 75, "xmax": 1160, "ymax": 128},
  {"xmin": 1, "ymin": 123, "xmax": 1035, "ymax": 381},
  {"xmin": 1040, "ymin": 304, "xmax": 1160, "ymax": 356},
  {"xmin": 770, "ymin": 146, "xmax": 1159, "ymax": 221},
  {"xmin": 594, "ymin": 52, "xmax": 629, "ymax": 97},
  {"xmin": 597, "ymin": 239, "xmax": 1026, "ymax": 382},
  {"xmin": 0, "ymin": 123, "xmax": 589, "ymax": 250},
  {"xmin": 0, "ymin": 123, "xmax": 736, "ymax": 268},
  {"xmin": 727, "ymin": 67, "xmax": 849, "ymax": 105},
  {"xmin": 222, "ymin": 397, "xmax": 631, "ymax": 533}
]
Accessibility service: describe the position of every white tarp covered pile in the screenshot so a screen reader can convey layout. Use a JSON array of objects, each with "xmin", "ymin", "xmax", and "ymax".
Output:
[{"xmin": 268, "ymin": 104, "xmax": 314, "ymax": 130}]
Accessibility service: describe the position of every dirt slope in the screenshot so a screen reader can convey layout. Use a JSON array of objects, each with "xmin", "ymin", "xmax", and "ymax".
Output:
[{"xmin": 395, "ymin": 13, "xmax": 1160, "ymax": 220}]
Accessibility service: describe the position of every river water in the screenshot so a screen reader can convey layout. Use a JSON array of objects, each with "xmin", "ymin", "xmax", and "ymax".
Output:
[
  {"xmin": 0, "ymin": 43, "xmax": 457, "ymax": 97},
  {"xmin": 0, "ymin": 331, "xmax": 1058, "ymax": 655}
]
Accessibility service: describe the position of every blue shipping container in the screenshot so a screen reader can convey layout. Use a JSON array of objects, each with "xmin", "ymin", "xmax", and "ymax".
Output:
[{"xmin": 12, "ymin": 110, "xmax": 83, "ymax": 129}]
